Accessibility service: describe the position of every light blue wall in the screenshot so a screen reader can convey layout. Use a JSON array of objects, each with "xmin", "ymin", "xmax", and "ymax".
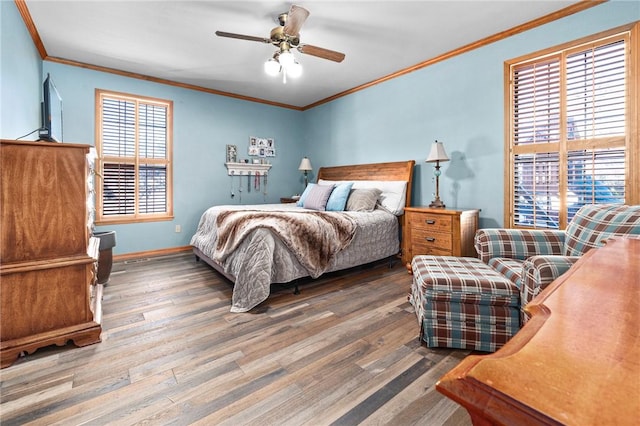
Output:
[
  {"xmin": 304, "ymin": 0, "xmax": 639, "ymax": 228},
  {"xmin": 3, "ymin": 0, "xmax": 638, "ymax": 254},
  {"xmin": 41, "ymin": 62, "xmax": 306, "ymax": 254},
  {"xmin": 1, "ymin": 0, "xmax": 42, "ymax": 139}
]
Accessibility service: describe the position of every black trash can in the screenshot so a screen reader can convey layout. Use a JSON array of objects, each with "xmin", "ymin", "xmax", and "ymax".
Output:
[{"xmin": 93, "ymin": 231, "xmax": 116, "ymax": 284}]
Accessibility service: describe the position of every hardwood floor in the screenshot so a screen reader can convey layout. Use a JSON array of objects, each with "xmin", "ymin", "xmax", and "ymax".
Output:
[{"xmin": 0, "ymin": 253, "xmax": 472, "ymax": 425}]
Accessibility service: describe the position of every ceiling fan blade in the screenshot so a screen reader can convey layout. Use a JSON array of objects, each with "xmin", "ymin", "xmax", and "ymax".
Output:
[
  {"xmin": 298, "ymin": 44, "xmax": 345, "ymax": 63},
  {"xmin": 283, "ymin": 5, "xmax": 309, "ymax": 36},
  {"xmin": 215, "ymin": 31, "xmax": 270, "ymax": 44}
]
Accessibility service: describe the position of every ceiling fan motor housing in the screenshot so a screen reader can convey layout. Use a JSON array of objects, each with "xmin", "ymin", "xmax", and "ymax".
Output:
[{"xmin": 270, "ymin": 26, "xmax": 300, "ymax": 47}]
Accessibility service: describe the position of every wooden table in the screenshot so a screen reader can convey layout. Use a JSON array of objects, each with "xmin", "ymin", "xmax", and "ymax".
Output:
[{"xmin": 436, "ymin": 238, "xmax": 640, "ymax": 425}]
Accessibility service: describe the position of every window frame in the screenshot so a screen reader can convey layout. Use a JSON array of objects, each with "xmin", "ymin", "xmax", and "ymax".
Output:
[
  {"xmin": 504, "ymin": 22, "xmax": 639, "ymax": 229},
  {"xmin": 95, "ymin": 89, "xmax": 174, "ymax": 225}
]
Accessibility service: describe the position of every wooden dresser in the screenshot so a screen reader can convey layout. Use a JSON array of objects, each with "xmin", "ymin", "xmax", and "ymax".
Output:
[
  {"xmin": 436, "ymin": 238, "xmax": 640, "ymax": 425},
  {"xmin": 1, "ymin": 139, "xmax": 102, "ymax": 368},
  {"xmin": 402, "ymin": 207, "xmax": 480, "ymax": 264}
]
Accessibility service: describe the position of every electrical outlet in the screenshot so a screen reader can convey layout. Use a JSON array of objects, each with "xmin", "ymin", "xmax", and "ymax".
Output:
[{"xmin": 175, "ymin": 225, "xmax": 181, "ymax": 233}]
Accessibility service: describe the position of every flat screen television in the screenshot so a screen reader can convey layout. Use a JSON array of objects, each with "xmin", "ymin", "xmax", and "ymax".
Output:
[{"xmin": 39, "ymin": 73, "xmax": 63, "ymax": 142}]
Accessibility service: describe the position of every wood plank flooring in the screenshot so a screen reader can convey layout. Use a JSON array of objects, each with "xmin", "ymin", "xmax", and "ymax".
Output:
[{"xmin": 0, "ymin": 253, "xmax": 472, "ymax": 425}]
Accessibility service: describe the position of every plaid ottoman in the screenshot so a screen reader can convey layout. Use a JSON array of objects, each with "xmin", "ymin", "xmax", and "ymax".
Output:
[{"xmin": 409, "ymin": 255, "xmax": 521, "ymax": 352}]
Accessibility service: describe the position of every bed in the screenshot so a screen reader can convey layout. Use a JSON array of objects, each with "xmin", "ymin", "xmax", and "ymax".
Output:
[{"xmin": 191, "ymin": 160, "xmax": 415, "ymax": 312}]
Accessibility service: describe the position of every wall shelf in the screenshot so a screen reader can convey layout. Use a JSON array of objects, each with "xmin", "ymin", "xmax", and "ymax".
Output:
[{"xmin": 225, "ymin": 162, "xmax": 272, "ymax": 176}]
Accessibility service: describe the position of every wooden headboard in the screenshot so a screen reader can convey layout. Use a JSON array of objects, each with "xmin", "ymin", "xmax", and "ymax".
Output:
[{"xmin": 316, "ymin": 160, "xmax": 416, "ymax": 207}]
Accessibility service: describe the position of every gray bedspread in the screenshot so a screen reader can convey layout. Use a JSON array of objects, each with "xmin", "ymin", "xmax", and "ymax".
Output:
[{"xmin": 190, "ymin": 204, "xmax": 399, "ymax": 312}]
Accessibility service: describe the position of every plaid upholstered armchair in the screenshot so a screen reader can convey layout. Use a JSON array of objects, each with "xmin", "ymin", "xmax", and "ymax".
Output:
[{"xmin": 475, "ymin": 204, "xmax": 640, "ymax": 322}]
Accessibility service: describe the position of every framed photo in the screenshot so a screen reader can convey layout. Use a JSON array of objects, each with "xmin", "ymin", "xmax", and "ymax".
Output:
[
  {"xmin": 248, "ymin": 136, "xmax": 276, "ymax": 156},
  {"xmin": 226, "ymin": 144, "xmax": 237, "ymax": 163}
]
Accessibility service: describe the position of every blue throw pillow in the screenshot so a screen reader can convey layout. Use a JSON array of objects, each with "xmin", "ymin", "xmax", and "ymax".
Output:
[
  {"xmin": 325, "ymin": 182, "xmax": 354, "ymax": 211},
  {"xmin": 296, "ymin": 183, "xmax": 316, "ymax": 207}
]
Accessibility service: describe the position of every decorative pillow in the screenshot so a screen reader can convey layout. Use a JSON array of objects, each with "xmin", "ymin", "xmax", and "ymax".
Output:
[
  {"xmin": 346, "ymin": 188, "xmax": 382, "ymax": 212},
  {"xmin": 325, "ymin": 182, "xmax": 354, "ymax": 211},
  {"xmin": 296, "ymin": 183, "xmax": 316, "ymax": 207},
  {"xmin": 318, "ymin": 179, "xmax": 407, "ymax": 215},
  {"xmin": 303, "ymin": 184, "xmax": 335, "ymax": 211}
]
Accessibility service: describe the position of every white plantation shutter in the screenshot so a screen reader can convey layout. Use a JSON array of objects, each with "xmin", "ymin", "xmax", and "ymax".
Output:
[
  {"xmin": 513, "ymin": 152, "xmax": 560, "ymax": 228},
  {"xmin": 102, "ymin": 98, "xmax": 135, "ymax": 157},
  {"xmin": 96, "ymin": 91, "xmax": 173, "ymax": 223},
  {"xmin": 512, "ymin": 58, "xmax": 561, "ymax": 145},
  {"xmin": 511, "ymin": 57, "xmax": 562, "ymax": 229},
  {"xmin": 139, "ymin": 103, "xmax": 168, "ymax": 159},
  {"xmin": 566, "ymin": 41, "xmax": 626, "ymax": 140},
  {"xmin": 139, "ymin": 164, "xmax": 167, "ymax": 213},
  {"xmin": 102, "ymin": 163, "xmax": 135, "ymax": 215},
  {"xmin": 138, "ymin": 103, "xmax": 168, "ymax": 214},
  {"xmin": 508, "ymin": 30, "xmax": 633, "ymax": 229},
  {"xmin": 566, "ymin": 149, "xmax": 625, "ymax": 220}
]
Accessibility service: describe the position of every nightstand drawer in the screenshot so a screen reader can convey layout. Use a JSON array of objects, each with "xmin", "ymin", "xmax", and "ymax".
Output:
[
  {"xmin": 409, "ymin": 213, "xmax": 453, "ymax": 233},
  {"xmin": 410, "ymin": 245, "xmax": 452, "ymax": 256},
  {"xmin": 412, "ymin": 230, "xmax": 452, "ymax": 252}
]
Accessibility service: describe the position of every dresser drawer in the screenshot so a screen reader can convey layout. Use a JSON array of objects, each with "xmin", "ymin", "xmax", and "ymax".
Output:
[
  {"xmin": 409, "ymin": 212, "xmax": 453, "ymax": 233},
  {"xmin": 411, "ymin": 229, "xmax": 452, "ymax": 252}
]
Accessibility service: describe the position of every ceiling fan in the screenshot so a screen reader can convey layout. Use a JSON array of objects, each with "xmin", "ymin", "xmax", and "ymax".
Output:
[{"xmin": 216, "ymin": 5, "xmax": 345, "ymax": 82}]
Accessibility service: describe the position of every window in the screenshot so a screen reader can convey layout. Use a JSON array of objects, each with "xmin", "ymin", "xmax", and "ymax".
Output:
[
  {"xmin": 95, "ymin": 90, "xmax": 173, "ymax": 224},
  {"xmin": 505, "ymin": 23, "xmax": 638, "ymax": 229}
]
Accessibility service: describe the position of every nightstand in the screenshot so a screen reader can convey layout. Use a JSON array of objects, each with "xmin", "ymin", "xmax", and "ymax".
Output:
[
  {"xmin": 402, "ymin": 207, "xmax": 480, "ymax": 265},
  {"xmin": 280, "ymin": 197, "xmax": 299, "ymax": 204}
]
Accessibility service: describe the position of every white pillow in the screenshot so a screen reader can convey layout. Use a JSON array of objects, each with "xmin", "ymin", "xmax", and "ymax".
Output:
[{"xmin": 318, "ymin": 179, "xmax": 407, "ymax": 215}]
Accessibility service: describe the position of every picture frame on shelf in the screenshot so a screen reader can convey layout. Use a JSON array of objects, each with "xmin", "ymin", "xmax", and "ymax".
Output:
[{"xmin": 226, "ymin": 144, "xmax": 237, "ymax": 163}]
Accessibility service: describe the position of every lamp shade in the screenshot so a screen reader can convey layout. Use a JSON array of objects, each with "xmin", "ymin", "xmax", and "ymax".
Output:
[
  {"xmin": 279, "ymin": 50, "xmax": 295, "ymax": 67},
  {"xmin": 287, "ymin": 61, "xmax": 303, "ymax": 78},
  {"xmin": 298, "ymin": 157, "xmax": 312, "ymax": 171},
  {"xmin": 264, "ymin": 58, "xmax": 280, "ymax": 76},
  {"xmin": 426, "ymin": 140, "xmax": 449, "ymax": 163}
]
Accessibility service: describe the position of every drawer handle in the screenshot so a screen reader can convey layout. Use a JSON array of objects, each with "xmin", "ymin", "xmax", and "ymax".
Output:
[
  {"xmin": 425, "ymin": 237, "xmax": 436, "ymax": 242},
  {"xmin": 425, "ymin": 220, "xmax": 436, "ymax": 225}
]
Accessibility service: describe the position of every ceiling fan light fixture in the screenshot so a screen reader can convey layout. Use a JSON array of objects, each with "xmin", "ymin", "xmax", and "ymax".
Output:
[
  {"xmin": 287, "ymin": 61, "xmax": 302, "ymax": 78},
  {"xmin": 278, "ymin": 50, "xmax": 295, "ymax": 68},
  {"xmin": 264, "ymin": 57, "xmax": 280, "ymax": 76}
]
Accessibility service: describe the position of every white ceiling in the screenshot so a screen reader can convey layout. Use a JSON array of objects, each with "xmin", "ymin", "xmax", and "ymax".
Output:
[{"xmin": 24, "ymin": 0, "xmax": 584, "ymax": 109}]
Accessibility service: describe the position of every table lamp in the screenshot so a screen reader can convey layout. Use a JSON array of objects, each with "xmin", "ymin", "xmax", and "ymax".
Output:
[
  {"xmin": 426, "ymin": 140, "xmax": 449, "ymax": 208},
  {"xmin": 298, "ymin": 157, "xmax": 312, "ymax": 188}
]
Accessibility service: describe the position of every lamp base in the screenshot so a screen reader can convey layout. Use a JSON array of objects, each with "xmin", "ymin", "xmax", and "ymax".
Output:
[{"xmin": 429, "ymin": 198, "xmax": 446, "ymax": 208}]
